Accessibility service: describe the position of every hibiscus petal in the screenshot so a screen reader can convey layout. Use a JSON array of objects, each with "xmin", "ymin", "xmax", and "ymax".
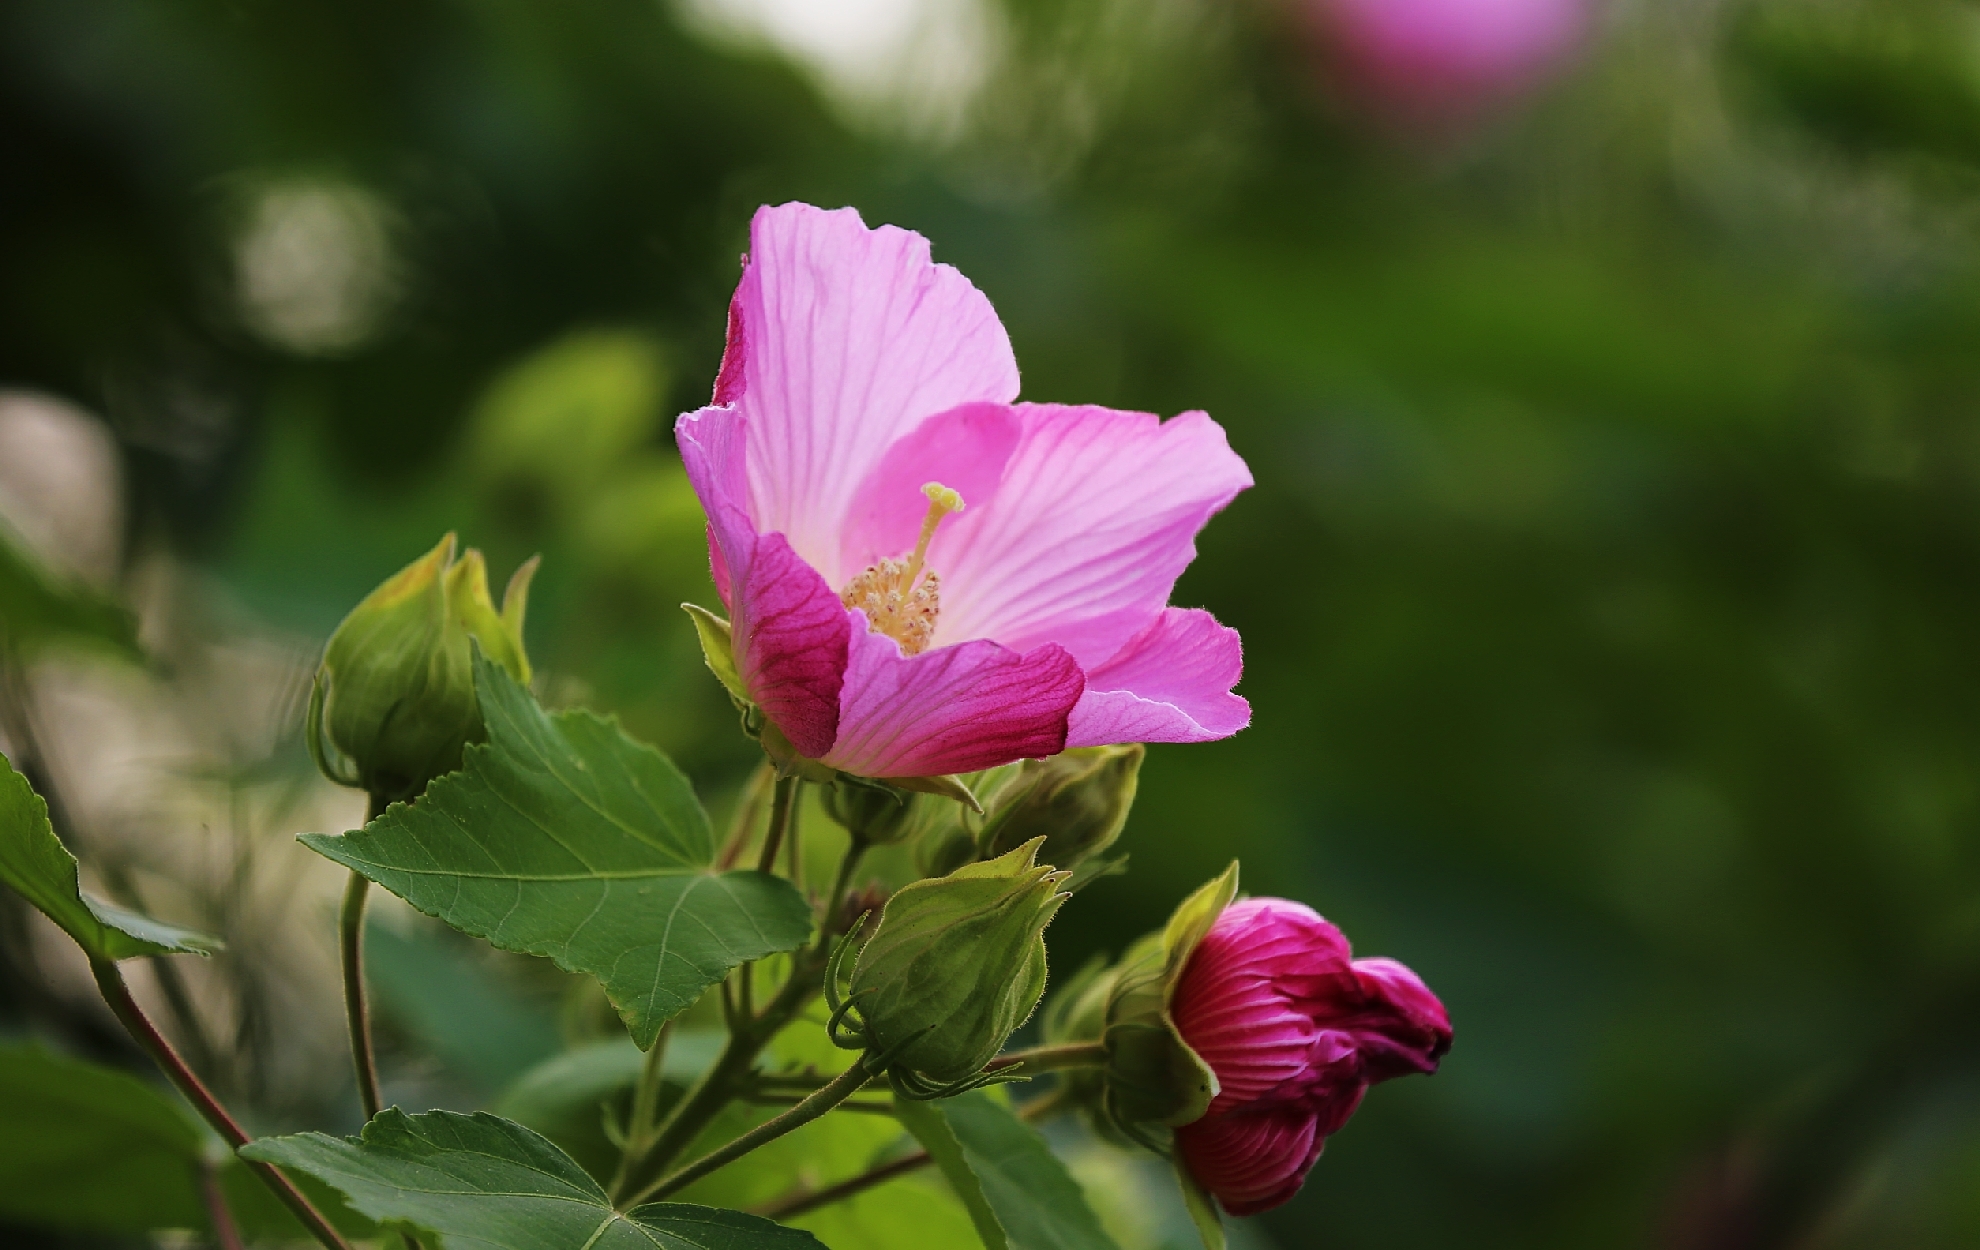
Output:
[
  {"xmin": 679, "ymin": 404, "xmax": 847, "ymax": 756},
  {"xmin": 1175, "ymin": 1105, "xmax": 1329, "ymax": 1218},
  {"xmin": 839, "ymin": 401, "xmax": 1022, "ymax": 580},
  {"xmin": 728, "ymin": 203, "xmax": 1020, "ymax": 585},
  {"xmin": 927, "ymin": 404, "xmax": 1252, "ymax": 667},
  {"xmin": 1064, "ymin": 608, "xmax": 1250, "ymax": 747},
  {"xmin": 821, "ymin": 617, "xmax": 1084, "ymax": 778}
]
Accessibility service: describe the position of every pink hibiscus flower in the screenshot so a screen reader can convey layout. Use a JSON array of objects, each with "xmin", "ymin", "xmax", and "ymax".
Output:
[
  {"xmin": 677, "ymin": 203, "xmax": 1252, "ymax": 781},
  {"xmin": 1173, "ymin": 898, "xmax": 1451, "ymax": 1216}
]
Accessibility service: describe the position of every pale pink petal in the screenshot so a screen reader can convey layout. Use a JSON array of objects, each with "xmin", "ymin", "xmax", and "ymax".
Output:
[
  {"xmin": 820, "ymin": 616, "xmax": 1084, "ymax": 778},
  {"xmin": 920, "ymin": 404, "xmax": 1252, "ymax": 668},
  {"xmin": 679, "ymin": 405, "xmax": 847, "ymax": 756},
  {"xmin": 838, "ymin": 401, "xmax": 1022, "ymax": 580},
  {"xmin": 727, "ymin": 204, "xmax": 1020, "ymax": 585},
  {"xmin": 1064, "ymin": 608, "xmax": 1249, "ymax": 747}
]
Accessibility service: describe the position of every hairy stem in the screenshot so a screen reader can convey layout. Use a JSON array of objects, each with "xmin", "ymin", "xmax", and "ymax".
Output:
[
  {"xmin": 338, "ymin": 792, "xmax": 387, "ymax": 1121},
  {"xmin": 90, "ymin": 960, "xmax": 352, "ymax": 1250},
  {"xmin": 627, "ymin": 1061, "xmax": 872, "ymax": 1207}
]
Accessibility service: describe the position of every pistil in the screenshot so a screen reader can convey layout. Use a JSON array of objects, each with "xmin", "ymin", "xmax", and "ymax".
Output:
[{"xmin": 840, "ymin": 483, "xmax": 965, "ymax": 656}]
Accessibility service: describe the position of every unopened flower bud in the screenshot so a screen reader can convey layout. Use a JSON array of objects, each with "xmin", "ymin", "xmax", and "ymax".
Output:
[
  {"xmin": 978, "ymin": 744, "xmax": 1143, "ymax": 867},
  {"xmin": 820, "ymin": 780, "xmax": 924, "ymax": 846},
  {"xmin": 306, "ymin": 535, "xmax": 536, "ymax": 804},
  {"xmin": 846, "ymin": 837, "xmax": 1069, "ymax": 1093}
]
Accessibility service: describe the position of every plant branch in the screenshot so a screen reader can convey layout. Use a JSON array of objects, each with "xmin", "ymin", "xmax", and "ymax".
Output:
[
  {"xmin": 90, "ymin": 959, "xmax": 352, "ymax": 1250},
  {"xmin": 984, "ymin": 1040, "xmax": 1108, "ymax": 1075},
  {"xmin": 626, "ymin": 1060, "xmax": 871, "ymax": 1208},
  {"xmin": 339, "ymin": 793, "xmax": 388, "ymax": 1122},
  {"xmin": 716, "ymin": 762, "xmax": 774, "ymax": 870}
]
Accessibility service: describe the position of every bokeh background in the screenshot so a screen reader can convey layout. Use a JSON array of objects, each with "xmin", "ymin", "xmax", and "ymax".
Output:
[{"xmin": 6, "ymin": 0, "xmax": 1980, "ymax": 1246}]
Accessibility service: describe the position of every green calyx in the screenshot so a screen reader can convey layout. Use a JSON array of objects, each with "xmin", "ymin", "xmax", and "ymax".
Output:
[
  {"xmin": 977, "ymin": 744, "xmax": 1144, "ymax": 868},
  {"xmin": 307, "ymin": 534, "xmax": 536, "ymax": 805},
  {"xmin": 1053, "ymin": 862, "xmax": 1239, "ymax": 1140},
  {"xmin": 833, "ymin": 836, "xmax": 1070, "ymax": 1097}
]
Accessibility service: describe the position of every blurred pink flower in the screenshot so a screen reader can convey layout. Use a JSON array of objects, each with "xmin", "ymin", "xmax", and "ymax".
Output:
[
  {"xmin": 1173, "ymin": 897, "xmax": 1451, "ymax": 1216},
  {"xmin": 677, "ymin": 203, "xmax": 1252, "ymax": 780},
  {"xmin": 1306, "ymin": 0, "xmax": 1588, "ymax": 129}
]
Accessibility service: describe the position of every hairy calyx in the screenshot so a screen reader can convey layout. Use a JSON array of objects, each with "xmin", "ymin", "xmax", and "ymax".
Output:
[{"xmin": 841, "ymin": 482, "xmax": 964, "ymax": 656}]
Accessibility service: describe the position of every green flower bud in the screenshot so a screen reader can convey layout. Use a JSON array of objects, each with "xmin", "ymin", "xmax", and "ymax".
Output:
[
  {"xmin": 306, "ymin": 535, "xmax": 536, "ymax": 804},
  {"xmin": 977, "ymin": 744, "xmax": 1144, "ymax": 868},
  {"xmin": 820, "ymin": 779, "xmax": 926, "ymax": 846},
  {"xmin": 845, "ymin": 837, "xmax": 1069, "ymax": 1095}
]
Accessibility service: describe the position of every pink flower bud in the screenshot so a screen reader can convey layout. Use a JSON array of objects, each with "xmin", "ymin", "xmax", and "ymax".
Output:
[
  {"xmin": 1302, "ymin": 0, "xmax": 1589, "ymax": 132},
  {"xmin": 1170, "ymin": 898, "xmax": 1451, "ymax": 1216}
]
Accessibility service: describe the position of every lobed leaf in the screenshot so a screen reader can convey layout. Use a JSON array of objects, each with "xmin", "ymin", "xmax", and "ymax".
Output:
[
  {"xmin": 245, "ymin": 1108, "xmax": 823, "ymax": 1250},
  {"xmin": 0, "ymin": 754, "xmax": 219, "ymax": 961},
  {"xmin": 300, "ymin": 655, "xmax": 812, "ymax": 1045}
]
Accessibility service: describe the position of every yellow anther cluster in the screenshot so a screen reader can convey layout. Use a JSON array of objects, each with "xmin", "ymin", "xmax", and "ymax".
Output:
[
  {"xmin": 840, "ymin": 481, "xmax": 965, "ymax": 656},
  {"xmin": 842, "ymin": 560, "xmax": 942, "ymax": 655}
]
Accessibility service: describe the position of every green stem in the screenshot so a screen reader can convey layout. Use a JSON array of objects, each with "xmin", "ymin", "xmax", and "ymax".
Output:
[
  {"xmin": 338, "ymin": 796, "xmax": 385, "ymax": 1123},
  {"xmin": 756, "ymin": 775, "xmax": 797, "ymax": 874},
  {"xmin": 984, "ymin": 1040, "xmax": 1108, "ymax": 1075},
  {"xmin": 90, "ymin": 960, "xmax": 353, "ymax": 1250},
  {"xmin": 627, "ymin": 1061, "xmax": 871, "ymax": 1207},
  {"xmin": 607, "ymin": 1024, "xmax": 674, "ymax": 1201},
  {"xmin": 817, "ymin": 839, "xmax": 867, "ymax": 943},
  {"xmin": 716, "ymin": 762, "xmax": 775, "ymax": 871}
]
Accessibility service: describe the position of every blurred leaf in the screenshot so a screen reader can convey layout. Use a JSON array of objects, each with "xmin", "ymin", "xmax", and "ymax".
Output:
[
  {"xmin": 245, "ymin": 1108, "xmax": 822, "ymax": 1249},
  {"xmin": 496, "ymin": 1031, "xmax": 725, "ymax": 1128},
  {"xmin": 299, "ymin": 654, "xmax": 811, "ymax": 1046},
  {"xmin": 0, "ymin": 1042, "xmax": 208, "ymax": 1235},
  {"xmin": 467, "ymin": 330, "xmax": 671, "ymax": 521},
  {"xmin": 897, "ymin": 1091, "xmax": 1120, "ymax": 1250},
  {"xmin": 0, "ymin": 526, "xmax": 139, "ymax": 660},
  {"xmin": 0, "ymin": 753, "xmax": 219, "ymax": 960},
  {"xmin": 366, "ymin": 920, "xmax": 564, "ymax": 1093}
]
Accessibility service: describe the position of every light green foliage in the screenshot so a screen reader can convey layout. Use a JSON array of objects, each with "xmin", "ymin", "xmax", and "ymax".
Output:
[
  {"xmin": 0, "ymin": 754, "xmax": 218, "ymax": 960},
  {"xmin": 897, "ymin": 1091, "xmax": 1121, "ymax": 1250},
  {"xmin": 302, "ymin": 655, "xmax": 812, "ymax": 1046},
  {"xmin": 0, "ymin": 525, "xmax": 139, "ymax": 660},
  {"xmin": 245, "ymin": 1108, "xmax": 822, "ymax": 1249},
  {"xmin": 849, "ymin": 839, "xmax": 1067, "ymax": 1089},
  {"xmin": 466, "ymin": 331, "xmax": 671, "ymax": 515}
]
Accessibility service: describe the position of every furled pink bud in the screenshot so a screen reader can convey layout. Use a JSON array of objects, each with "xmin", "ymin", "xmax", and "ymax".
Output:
[
  {"xmin": 1301, "ymin": 0, "xmax": 1588, "ymax": 133},
  {"xmin": 1170, "ymin": 898, "xmax": 1451, "ymax": 1217}
]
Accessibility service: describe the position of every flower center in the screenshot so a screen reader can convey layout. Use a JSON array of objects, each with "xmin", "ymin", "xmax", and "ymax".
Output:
[{"xmin": 840, "ymin": 482, "xmax": 965, "ymax": 656}]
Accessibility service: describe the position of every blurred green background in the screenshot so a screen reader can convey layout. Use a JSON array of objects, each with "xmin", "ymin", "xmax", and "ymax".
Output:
[{"xmin": 6, "ymin": 0, "xmax": 1980, "ymax": 1246}]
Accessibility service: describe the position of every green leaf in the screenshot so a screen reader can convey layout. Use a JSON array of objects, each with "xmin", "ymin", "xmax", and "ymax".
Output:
[
  {"xmin": 894, "ymin": 1098, "xmax": 1007, "ymax": 1250},
  {"xmin": 299, "ymin": 655, "xmax": 811, "ymax": 1045},
  {"xmin": 0, "ymin": 525, "xmax": 140, "ymax": 660},
  {"xmin": 0, "ymin": 754, "xmax": 219, "ymax": 960},
  {"xmin": 897, "ymin": 1092, "xmax": 1121, "ymax": 1250},
  {"xmin": 1171, "ymin": 1153, "xmax": 1225, "ymax": 1250},
  {"xmin": 244, "ymin": 1108, "xmax": 824, "ymax": 1250}
]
